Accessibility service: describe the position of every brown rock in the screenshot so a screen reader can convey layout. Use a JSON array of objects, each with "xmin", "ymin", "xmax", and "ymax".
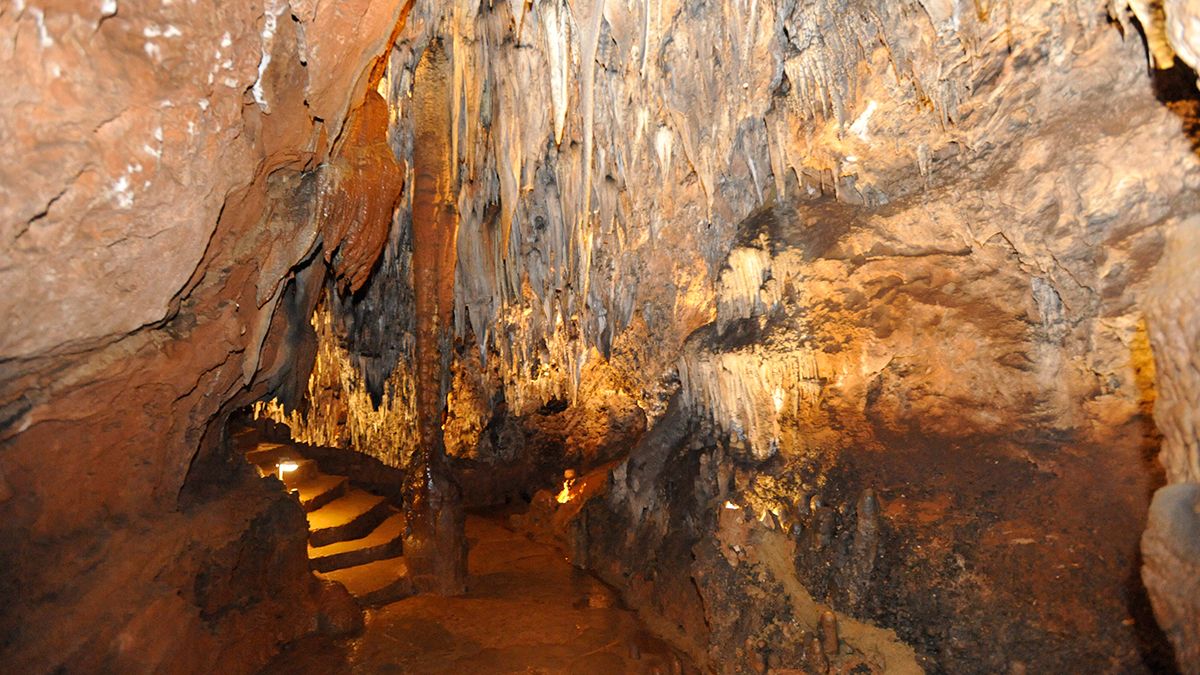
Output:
[
  {"xmin": 0, "ymin": 0, "xmax": 409, "ymax": 670},
  {"xmin": 318, "ymin": 90, "xmax": 406, "ymax": 293},
  {"xmin": 819, "ymin": 610, "xmax": 840, "ymax": 657},
  {"xmin": 315, "ymin": 579, "xmax": 365, "ymax": 637},
  {"xmin": 806, "ymin": 635, "xmax": 830, "ymax": 674}
]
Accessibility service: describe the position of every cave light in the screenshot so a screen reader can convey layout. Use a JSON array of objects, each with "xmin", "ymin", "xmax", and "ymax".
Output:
[
  {"xmin": 555, "ymin": 480, "xmax": 572, "ymax": 504},
  {"xmin": 277, "ymin": 460, "xmax": 299, "ymax": 480},
  {"xmin": 556, "ymin": 478, "xmax": 574, "ymax": 504},
  {"xmin": 556, "ymin": 469, "xmax": 578, "ymax": 504}
]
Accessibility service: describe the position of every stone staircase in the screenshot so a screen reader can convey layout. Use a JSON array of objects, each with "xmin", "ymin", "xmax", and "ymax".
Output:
[{"xmin": 237, "ymin": 429, "xmax": 414, "ymax": 606}]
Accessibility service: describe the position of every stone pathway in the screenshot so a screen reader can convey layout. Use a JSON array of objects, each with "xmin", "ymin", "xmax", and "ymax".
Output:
[
  {"xmin": 239, "ymin": 431, "xmax": 414, "ymax": 606},
  {"xmin": 260, "ymin": 516, "xmax": 691, "ymax": 673}
]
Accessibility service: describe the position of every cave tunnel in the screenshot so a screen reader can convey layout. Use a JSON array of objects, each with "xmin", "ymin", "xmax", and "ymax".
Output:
[{"xmin": 3, "ymin": 1, "xmax": 1200, "ymax": 673}]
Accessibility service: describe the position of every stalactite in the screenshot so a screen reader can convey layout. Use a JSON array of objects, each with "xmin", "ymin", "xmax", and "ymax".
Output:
[
  {"xmin": 542, "ymin": 0, "xmax": 572, "ymax": 147},
  {"xmin": 679, "ymin": 342, "xmax": 822, "ymax": 460},
  {"xmin": 316, "ymin": 91, "xmax": 406, "ymax": 293},
  {"xmin": 431, "ymin": 0, "xmax": 981, "ymax": 418},
  {"xmin": 716, "ymin": 243, "xmax": 777, "ymax": 336},
  {"xmin": 353, "ymin": 0, "xmax": 1155, "ymax": 459},
  {"xmin": 273, "ymin": 0, "xmax": 1121, "ymax": 462},
  {"xmin": 577, "ymin": 0, "xmax": 606, "ymax": 305}
]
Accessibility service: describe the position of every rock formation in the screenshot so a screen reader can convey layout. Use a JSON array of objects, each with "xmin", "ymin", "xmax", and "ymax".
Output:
[
  {"xmin": 404, "ymin": 39, "xmax": 468, "ymax": 595},
  {"xmin": 2, "ymin": 0, "xmax": 1200, "ymax": 672},
  {"xmin": 1, "ymin": 0, "xmax": 411, "ymax": 670}
]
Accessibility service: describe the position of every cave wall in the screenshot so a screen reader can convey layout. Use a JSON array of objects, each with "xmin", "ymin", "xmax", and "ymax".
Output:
[
  {"xmin": 1143, "ymin": 214, "xmax": 1200, "ymax": 671},
  {"xmin": 0, "ymin": 0, "xmax": 409, "ymax": 670},
  {"xmin": 255, "ymin": 0, "xmax": 1200, "ymax": 671},
  {"xmin": 285, "ymin": 0, "xmax": 1197, "ymax": 464}
]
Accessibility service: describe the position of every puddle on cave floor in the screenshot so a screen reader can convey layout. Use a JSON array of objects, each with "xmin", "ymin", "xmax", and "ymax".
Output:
[{"xmin": 262, "ymin": 515, "xmax": 691, "ymax": 674}]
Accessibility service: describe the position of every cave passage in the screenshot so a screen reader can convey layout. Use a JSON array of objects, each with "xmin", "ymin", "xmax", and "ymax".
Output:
[
  {"xmin": 232, "ymin": 421, "xmax": 692, "ymax": 671},
  {"xmin": 4, "ymin": 1, "xmax": 1200, "ymax": 674}
]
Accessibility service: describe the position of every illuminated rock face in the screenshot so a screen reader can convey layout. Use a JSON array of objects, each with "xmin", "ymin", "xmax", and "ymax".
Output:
[
  {"xmin": 301, "ymin": 0, "xmax": 1197, "ymax": 670},
  {"xmin": 1143, "ymin": 218, "xmax": 1200, "ymax": 673},
  {"xmin": 0, "ymin": 0, "xmax": 409, "ymax": 671},
  {"xmin": 318, "ymin": 91, "xmax": 407, "ymax": 294},
  {"xmin": 3, "ymin": 0, "xmax": 1200, "ymax": 673}
]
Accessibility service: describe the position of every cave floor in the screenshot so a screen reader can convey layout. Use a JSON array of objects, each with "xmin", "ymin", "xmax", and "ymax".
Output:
[{"xmin": 262, "ymin": 515, "xmax": 689, "ymax": 674}]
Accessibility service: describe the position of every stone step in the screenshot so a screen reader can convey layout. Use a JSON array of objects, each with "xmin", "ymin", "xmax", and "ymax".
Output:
[
  {"xmin": 244, "ymin": 442, "xmax": 294, "ymax": 467},
  {"xmin": 253, "ymin": 457, "xmax": 319, "ymax": 485},
  {"xmin": 243, "ymin": 439, "xmax": 290, "ymax": 458},
  {"xmin": 307, "ymin": 490, "xmax": 392, "ymax": 547},
  {"xmin": 308, "ymin": 511, "xmax": 406, "ymax": 573},
  {"xmin": 319, "ymin": 556, "xmax": 414, "ymax": 607},
  {"xmin": 230, "ymin": 425, "xmax": 258, "ymax": 450},
  {"xmin": 245, "ymin": 442, "xmax": 318, "ymax": 483},
  {"xmin": 294, "ymin": 473, "xmax": 349, "ymax": 512}
]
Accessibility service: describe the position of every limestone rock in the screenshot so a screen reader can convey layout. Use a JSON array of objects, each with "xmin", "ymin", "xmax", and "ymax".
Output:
[
  {"xmin": 0, "ymin": 0, "xmax": 409, "ymax": 669},
  {"xmin": 1143, "ymin": 483, "xmax": 1200, "ymax": 674},
  {"xmin": 5, "ymin": 0, "xmax": 1200, "ymax": 670}
]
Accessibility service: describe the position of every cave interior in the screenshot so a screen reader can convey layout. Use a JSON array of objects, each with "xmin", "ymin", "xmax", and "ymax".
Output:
[{"xmin": 2, "ymin": 0, "xmax": 1200, "ymax": 673}]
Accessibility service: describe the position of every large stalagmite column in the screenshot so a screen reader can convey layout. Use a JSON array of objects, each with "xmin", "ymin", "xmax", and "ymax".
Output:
[{"xmin": 404, "ymin": 40, "xmax": 468, "ymax": 594}]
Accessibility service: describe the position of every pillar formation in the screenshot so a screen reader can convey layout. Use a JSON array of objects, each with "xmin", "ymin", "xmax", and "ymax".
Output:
[{"xmin": 404, "ymin": 40, "xmax": 467, "ymax": 595}]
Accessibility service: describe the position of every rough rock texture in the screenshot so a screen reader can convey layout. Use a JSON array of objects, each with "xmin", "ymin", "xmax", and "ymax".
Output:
[
  {"xmin": 0, "ymin": 0, "xmax": 408, "ymax": 670},
  {"xmin": 1142, "ymin": 213, "xmax": 1200, "ymax": 673},
  {"xmin": 9, "ymin": 0, "xmax": 1196, "ymax": 671},
  {"xmin": 318, "ymin": 90, "xmax": 407, "ymax": 294},
  {"xmin": 257, "ymin": 0, "xmax": 1200, "ymax": 670},
  {"xmin": 1143, "ymin": 483, "xmax": 1200, "ymax": 674},
  {"xmin": 1140, "ymin": 4, "xmax": 1200, "ymax": 666},
  {"xmin": 515, "ymin": 400, "xmax": 925, "ymax": 673}
]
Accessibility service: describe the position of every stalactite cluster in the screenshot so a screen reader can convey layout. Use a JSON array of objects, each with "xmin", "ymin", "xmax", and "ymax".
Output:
[
  {"xmin": 254, "ymin": 304, "xmax": 419, "ymax": 469},
  {"xmin": 275, "ymin": 0, "xmax": 1200, "ymax": 670}
]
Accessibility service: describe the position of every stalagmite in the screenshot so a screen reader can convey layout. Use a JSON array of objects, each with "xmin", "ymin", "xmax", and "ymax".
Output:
[
  {"xmin": 852, "ymin": 488, "xmax": 880, "ymax": 580},
  {"xmin": 806, "ymin": 634, "xmax": 830, "ymax": 673},
  {"xmin": 819, "ymin": 609, "xmax": 840, "ymax": 656}
]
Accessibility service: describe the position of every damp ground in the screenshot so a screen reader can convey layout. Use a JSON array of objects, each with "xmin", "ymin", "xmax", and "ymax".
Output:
[{"xmin": 262, "ymin": 515, "xmax": 691, "ymax": 674}]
